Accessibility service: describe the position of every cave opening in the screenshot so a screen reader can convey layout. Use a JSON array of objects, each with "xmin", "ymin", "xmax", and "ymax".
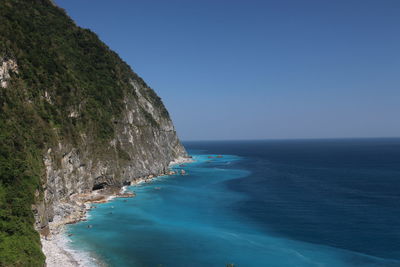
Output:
[{"xmin": 92, "ymin": 182, "xmax": 108, "ymax": 191}]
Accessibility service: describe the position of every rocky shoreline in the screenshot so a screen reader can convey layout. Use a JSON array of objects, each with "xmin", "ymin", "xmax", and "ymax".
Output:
[
  {"xmin": 40, "ymin": 186, "xmax": 133, "ymax": 267},
  {"xmin": 41, "ymin": 156, "xmax": 194, "ymax": 267}
]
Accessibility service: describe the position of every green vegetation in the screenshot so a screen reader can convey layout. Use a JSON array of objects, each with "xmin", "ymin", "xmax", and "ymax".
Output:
[
  {"xmin": 0, "ymin": 100, "xmax": 46, "ymax": 266},
  {"xmin": 0, "ymin": 0, "xmax": 170, "ymax": 265}
]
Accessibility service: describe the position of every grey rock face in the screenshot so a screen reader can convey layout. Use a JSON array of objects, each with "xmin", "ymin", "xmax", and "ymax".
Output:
[
  {"xmin": 0, "ymin": 57, "xmax": 18, "ymax": 88},
  {"xmin": 34, "ymin": 77, "xmax": 187, "ymax": 230}
]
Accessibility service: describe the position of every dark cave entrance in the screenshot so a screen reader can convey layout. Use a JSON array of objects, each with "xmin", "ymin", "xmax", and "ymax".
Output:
[{"xmin": 92, "ymin": 182, "xmax": 108, "ymax": 191}]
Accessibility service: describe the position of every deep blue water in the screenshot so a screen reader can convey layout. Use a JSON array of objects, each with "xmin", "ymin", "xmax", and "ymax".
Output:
[{"xmin": 68, "ymin": 138, "xmax": 400, "ymax": 266}]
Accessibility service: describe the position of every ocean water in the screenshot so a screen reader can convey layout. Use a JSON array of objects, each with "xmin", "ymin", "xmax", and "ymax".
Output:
[{"xmin": 67, "ymin": 139, "xmax": 400, "ymax": 267}]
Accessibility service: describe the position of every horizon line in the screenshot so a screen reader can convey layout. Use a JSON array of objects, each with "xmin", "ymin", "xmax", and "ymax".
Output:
[{"xmin": 181, "ymin": 136, "xmax": 400, "ymax": 142}]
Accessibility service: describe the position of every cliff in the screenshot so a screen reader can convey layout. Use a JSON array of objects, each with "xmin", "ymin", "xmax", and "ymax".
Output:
[{"xmin": 0, "ymin": 0, "xmax": 187, "ymax": 266}]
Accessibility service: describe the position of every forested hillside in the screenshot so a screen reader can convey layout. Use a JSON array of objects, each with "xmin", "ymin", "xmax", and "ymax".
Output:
[{"xmin": 0, "ymin": 1, "xmax": 185, "ymax": 265}]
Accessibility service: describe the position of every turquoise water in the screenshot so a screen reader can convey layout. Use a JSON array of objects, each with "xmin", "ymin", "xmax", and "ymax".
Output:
[{"xmin": 68, "ymin": 140, "xmax": 400, "ymax": 266}]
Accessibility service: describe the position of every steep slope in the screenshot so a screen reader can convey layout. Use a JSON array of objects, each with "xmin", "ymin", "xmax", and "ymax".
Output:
[{"xmin": 0, "ymin": 0, "xmax": 187, "ymax": 265}]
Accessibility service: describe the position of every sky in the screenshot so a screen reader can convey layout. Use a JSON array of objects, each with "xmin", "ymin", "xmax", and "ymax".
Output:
[{"xmin": 55, "ymin": 0, "xmax": 400, "ymax": 141}]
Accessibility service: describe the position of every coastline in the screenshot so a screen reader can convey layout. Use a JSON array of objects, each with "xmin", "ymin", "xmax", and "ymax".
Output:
[{"xmin": 41, "ymin": 156, "xmax": 194, "ymax": 267}]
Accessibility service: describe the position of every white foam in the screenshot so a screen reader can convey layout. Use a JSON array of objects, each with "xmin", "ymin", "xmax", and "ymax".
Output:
[
  {"xmin": 168, "ymin": 156, "xmax": 194, "ymax": 167},
  {"xmin": 42, "ymin": 230, "xmax": 101, "ymax": 267}
]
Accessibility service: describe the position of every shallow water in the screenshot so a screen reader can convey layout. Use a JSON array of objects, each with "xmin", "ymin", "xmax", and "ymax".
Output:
[{"xmin": 68, "ymin": 139, "xmax": 400, "ymax": 266}]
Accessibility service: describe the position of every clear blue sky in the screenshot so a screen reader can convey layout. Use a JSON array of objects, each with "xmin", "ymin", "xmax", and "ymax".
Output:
[{"xmin": 55, "ymin": 0, "xmax": 400, "ymax": 141}]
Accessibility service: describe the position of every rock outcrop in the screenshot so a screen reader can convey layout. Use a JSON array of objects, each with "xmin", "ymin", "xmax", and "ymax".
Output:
[
  {"xmin": 0, "ymin": 57, "xmax": 18, "ymax": 88},
  {"xmin": 35, "ymin": 78, "xmax": 187, "ymax": 230}
]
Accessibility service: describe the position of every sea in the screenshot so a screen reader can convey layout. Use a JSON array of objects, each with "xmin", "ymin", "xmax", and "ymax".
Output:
[{"xmin": 67, "ymin": 138, "xmax": 400, "ymax": 267}]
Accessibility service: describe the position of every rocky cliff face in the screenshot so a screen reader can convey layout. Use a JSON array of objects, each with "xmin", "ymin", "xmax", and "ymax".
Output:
[
  {"xmin": 35, "ymin": 78, "xmax": 187, "ymax": 231},
  {"xmin": 0, "ymin": 1, "xmax": 187, "ymax": 265}
]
